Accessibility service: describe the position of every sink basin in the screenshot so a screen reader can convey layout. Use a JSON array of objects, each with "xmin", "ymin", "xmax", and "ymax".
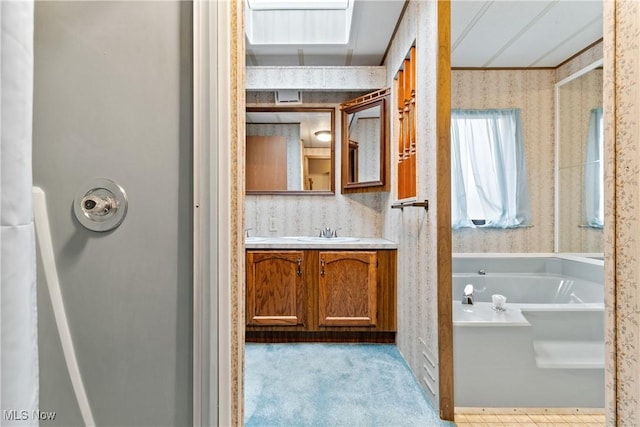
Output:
[
  {"xmin": 245, "ymin": 237, "xmax": 267, "ymax": 242},
  {"xmin": 296, "ymin": 237, "xmax": 360, "ymax": 243}
]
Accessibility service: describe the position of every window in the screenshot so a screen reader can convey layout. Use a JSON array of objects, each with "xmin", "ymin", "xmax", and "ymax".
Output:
[
  {"xmin": 245, "ymin": 0, "xmax": 354, "ymax": 45},
  {"xmin": 583, "ymin": 107, "xmax": 604, "ymax": 228},
  {"xmin": 451, "ymin": 108, "xmax": 531, "ymax": 229}
]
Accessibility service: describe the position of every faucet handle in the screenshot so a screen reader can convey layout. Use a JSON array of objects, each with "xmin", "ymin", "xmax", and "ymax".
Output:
[
  {"xmin": 245, "ymin": 227, "xmax": 255, "ymax": 238},
  {"xmin": 332, "ymin": 227, "xmax": 342, "ymax": 237},
  {"xmin": 314, "ymin": 227, "xmax": 323, "ymax": 237},
  {"xmin": 462, "ymin": 284, "xmax": 474, "ymax": 305},
  {"xmin": 463, "ymin": 284, "xmax": 474, "ymax": 296}
]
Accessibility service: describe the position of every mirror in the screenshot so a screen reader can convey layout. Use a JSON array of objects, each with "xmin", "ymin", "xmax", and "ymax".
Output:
[
  {"xmin": 556, "ymin": 60, "xmax": 604, "ymax": 255},
  {"xmin": 246, "ymin": 107, "xmax": 335, "ymax": 194},
  {"xmin": 340, "ymin": 89, "xmax": 389, "ymax": 193}
]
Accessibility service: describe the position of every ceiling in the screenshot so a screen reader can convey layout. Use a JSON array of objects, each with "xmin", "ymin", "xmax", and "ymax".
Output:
[
  {"xmin": 246, "ymin": 110, "xmax": 334, "ymax": 148},
  {"xmin": 452, "ymin": 0, "xmax": 602, "ymax": 67},
  {"xmin": 245, "ymin": 0, "xmax": 603, "ymax": 68}
]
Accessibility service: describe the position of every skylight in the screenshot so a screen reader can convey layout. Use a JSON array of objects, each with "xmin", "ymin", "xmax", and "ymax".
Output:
[
  {"xmin": 245, "ymin": 0, "xmax": 354, "ymax": 45},
  {"xmin": 247, "ymin": 0, "xmax": 349, "ymax": 10}
]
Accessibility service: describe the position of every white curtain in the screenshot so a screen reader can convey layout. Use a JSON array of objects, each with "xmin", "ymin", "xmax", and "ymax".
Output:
[
  {"xmin": 451, "ymin": 108, "xmax": 531, "ymax": 229},
  {"xmin": 583, "ymin": 107, "xmax": 604, "ymax": 228},
  {"xmin": 1, "ymin": 1, "xmax": 38, "ymax": 425}
]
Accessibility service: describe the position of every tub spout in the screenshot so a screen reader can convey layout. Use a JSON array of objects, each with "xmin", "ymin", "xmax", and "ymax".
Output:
[{"xmin": 462, "ymin": 284, "xmax": 474, "ymax": 305}]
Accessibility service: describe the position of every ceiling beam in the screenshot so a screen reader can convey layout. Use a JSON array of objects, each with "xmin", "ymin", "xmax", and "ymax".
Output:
[{"xmin": 246, "ymin": 66, "xmax": 387, "ymax": 90}]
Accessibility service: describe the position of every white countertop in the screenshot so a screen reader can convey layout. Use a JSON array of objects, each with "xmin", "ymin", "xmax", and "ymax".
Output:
[{"xmin": 245, "ymin": 236, "xmax": 397, "ymax": 250}]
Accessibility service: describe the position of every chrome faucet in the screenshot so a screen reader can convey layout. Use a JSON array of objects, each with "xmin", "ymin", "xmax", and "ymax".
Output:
[
  {"xmin": 315, "ymin": 226, "xmax": 339, "ymax": 238},
  {"xmin": 462, "ymin": 284, "xmax": 474, "ymax": 305},
  {"xmin": 478, "ymin": 269, "xmax": 486, "ymax": 275}
]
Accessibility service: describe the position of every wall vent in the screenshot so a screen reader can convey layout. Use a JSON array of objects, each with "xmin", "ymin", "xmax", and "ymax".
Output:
[{"xmin": 275, "ymin": 90, "xmax": 302, "ymax": 105}]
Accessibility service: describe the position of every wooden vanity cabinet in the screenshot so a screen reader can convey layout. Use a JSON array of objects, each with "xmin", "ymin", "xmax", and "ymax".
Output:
[
  {"xmin": 246, "ymin": 251, "xmax": 305, "ymax": 326},
  {"xmin": 318, "ymin": 251, "xmax": 377, "ymax": 327},
  {"xmin": 246, "ymin": 249, "xmax": 396, "ymax": 342}
]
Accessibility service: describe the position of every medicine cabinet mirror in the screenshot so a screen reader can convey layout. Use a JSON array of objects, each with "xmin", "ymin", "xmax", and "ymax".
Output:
[
  {"xmin": 246, "ymin": 107, "xmax": 335, "ymax": 194},
  {"xmin": 555, "ymin": 59, "xmax": 604, "ymax": 257},
  {"xmin": 340, "ymin": 89, "xmax": 390, "ymax": 193}
]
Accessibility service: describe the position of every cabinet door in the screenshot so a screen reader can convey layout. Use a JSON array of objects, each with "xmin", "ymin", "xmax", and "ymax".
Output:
[
  {"xmin": 318, "ymin": 251, "xmax": 377, "ymax": 326},
  {"xmin": 246, "ymin": 251, "xmax": 304, "ymax": 326}
]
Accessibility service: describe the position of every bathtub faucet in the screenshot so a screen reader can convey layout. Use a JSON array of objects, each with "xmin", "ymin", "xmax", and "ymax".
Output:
[
  {"xmin": 478, "ymin": 269, "xmax": 486, "ymax": 275},
  {"xmin": 462, "ymin": 284, "xmax": 474, "ymax": 305}
]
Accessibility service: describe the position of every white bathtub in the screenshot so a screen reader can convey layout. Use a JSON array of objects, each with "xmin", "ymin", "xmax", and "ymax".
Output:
[
  {"xmin": 453, "ymin": 256, "xmax": 604, "ymax": 409},
  {"xmin": 453, "ymin": 273, "xmax": 603, "ymax": 305}
]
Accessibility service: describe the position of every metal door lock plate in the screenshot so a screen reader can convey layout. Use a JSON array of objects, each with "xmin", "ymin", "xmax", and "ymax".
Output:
[{"xmin": 73, "ymin": 178, "xmax": 128, "ymax": 232}]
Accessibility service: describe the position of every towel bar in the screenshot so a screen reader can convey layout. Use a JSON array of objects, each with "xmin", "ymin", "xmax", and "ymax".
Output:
[{"xmin": 390, "ymin": 200, "xmax": 428, "ymax": 211}]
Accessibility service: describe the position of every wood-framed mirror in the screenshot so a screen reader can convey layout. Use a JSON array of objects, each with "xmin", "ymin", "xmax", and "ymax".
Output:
[
  {"xmin": 246, "ymin": 107, "xmax": 335, "ymax": 195},
  {"xmin": 340, "ymin": 88, "xmax": 390, "ymax": 193}
]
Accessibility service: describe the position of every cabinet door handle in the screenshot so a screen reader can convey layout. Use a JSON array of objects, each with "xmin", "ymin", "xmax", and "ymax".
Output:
[
  {"xmin": 320, "ymin": 258, "xmax": 325, "ymax": 277},
  {"xmin": 297, "ymin": 258, "xmax": 302, "ymax": 276}
]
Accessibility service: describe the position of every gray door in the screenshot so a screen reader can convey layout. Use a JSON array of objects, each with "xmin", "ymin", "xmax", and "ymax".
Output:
[{"xmin": 33, "ymin": 2, "xmax": 193, "ymax": 426}]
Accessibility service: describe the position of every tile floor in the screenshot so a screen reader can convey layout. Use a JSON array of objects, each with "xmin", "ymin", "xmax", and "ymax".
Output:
[{"xmin": 454, "ymin": 412, "xmax": 605, "ymax": 426}]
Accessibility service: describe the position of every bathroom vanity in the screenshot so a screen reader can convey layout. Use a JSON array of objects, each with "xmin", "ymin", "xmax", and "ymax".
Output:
[{"xmin": 245, "ymin": 237, "xmax": 397, "ymax": 343}]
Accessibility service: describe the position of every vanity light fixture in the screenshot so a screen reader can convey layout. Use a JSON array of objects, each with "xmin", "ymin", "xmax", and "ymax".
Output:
[{"xmin": 314, "ymin": 130, "xmax": 332, "ymax": 142}]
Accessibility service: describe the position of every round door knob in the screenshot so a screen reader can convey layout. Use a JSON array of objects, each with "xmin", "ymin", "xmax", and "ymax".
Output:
[{"xmin": 73, "ymin": 178, "xmax": 128, "ymax": 232}]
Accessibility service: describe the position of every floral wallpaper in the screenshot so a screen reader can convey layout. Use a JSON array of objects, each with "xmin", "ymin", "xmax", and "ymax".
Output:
[
  {"xmin": 557, "ymin": 41, "xmax": 603, "ymax": 82},
  {"xmin": 451, "ymin": 69, "xmax": 556, "ymax": 253},
  {"xmin": 605, "ymin": 1, "xmax": 640, "ymax": 425},
  {"xmin": 381, "ymin": 0, "xmax": 442, "ymax": 411}
]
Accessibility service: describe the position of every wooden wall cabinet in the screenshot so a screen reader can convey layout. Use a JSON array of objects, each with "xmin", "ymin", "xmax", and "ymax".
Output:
[
  {"xmin": 246, "ymin": 249, "xmax": 396, "ymax": 342},
  {"xmin": 395, "ymin": 46, "xmax": 417, "ymax": 200}
]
